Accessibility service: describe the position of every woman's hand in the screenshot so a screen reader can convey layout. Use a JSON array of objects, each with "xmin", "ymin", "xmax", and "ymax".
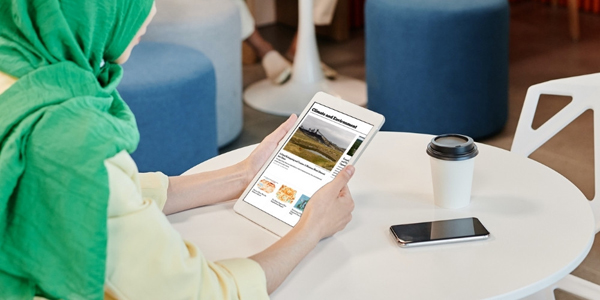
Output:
[
  {"xmin": 250, "ymin": 165, "xmax": 356, "ymax": 294},
  {"xmin": 242, "ymin": 114, "xmax": 297, "ymax": 184},
  {"xmin": 295, "ymin": 165, "xmax": 356, "ymax": 240},
  {"xmin": 164, "ymin": 115, "xmax": 297, "ymax": 214}
]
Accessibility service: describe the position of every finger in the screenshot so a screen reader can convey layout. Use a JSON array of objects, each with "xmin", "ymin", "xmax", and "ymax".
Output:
[
  {"xmin": 264, "ymin": 114, "xmax": 297, "ymax": 143},
  {"xmin": 339, "ymin": 185, "xmax": 354, "ymax": 209},
  {"xmin": 339, "ymin": 184, "xmax": 351, "ymax": 198},
  {"xmin": 282, "ymin": 114, "xmax": 297, "ymax": 131},
  {"xmin": 327, "ymin": 165, "xmax": 355, "ymax": 193}
]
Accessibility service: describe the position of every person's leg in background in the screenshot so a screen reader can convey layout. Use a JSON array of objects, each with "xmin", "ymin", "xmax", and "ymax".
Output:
[
  {"xmin": 236, "ymin": 0, "xmax": 339, "ymax": 84},
  {"xmin": 285, "ymin": 0, "xmax": 338, "ymax": 79},
  {"xmin": 235, "ymin": 0, "xmax": 293, "ymax": 84}
]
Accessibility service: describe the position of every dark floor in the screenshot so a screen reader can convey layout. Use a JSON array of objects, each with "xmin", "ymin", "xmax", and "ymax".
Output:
[{"xmin": 226, "ymin": 1, "xmax": 600, "ymax": 299}]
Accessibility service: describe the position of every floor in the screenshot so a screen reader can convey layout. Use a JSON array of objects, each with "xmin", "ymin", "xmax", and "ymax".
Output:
[{"xmin": 224, "ymin": 1, "xmax": 600, "ymax": 298}]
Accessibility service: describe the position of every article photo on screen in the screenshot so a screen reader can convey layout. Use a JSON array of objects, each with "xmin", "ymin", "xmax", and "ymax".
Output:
[
  {"xmin": 234, "ymin": 92, "xmax": 385, "ymax": 237},
  {"xmin": 283, "ymin": 115, "xmax": 356, "ymax": 171}
]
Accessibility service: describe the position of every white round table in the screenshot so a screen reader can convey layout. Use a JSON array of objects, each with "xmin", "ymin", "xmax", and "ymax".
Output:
[{"xmin": 167, "ymin": 132, "xmax": 595, "ymax": 299}]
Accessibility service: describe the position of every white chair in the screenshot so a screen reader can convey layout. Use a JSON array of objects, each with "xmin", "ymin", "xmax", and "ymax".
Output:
[{"xmin": 512, "ymin": 73, "xmax": 600, "ymax": 299}]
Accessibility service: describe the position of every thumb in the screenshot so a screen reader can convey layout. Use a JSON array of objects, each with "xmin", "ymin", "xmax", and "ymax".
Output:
[
  {"xmin": 271, "ymin": 114, "xmax": 297, "ymax": 141},
  {"xmin": 328, "ymin": 165, "xmax": 355, "ymax": 192}
]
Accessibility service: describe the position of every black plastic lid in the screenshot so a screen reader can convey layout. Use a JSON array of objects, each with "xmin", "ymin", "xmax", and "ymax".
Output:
[{"xmin": 426, "ymin": 134, "xmax": 479, "ymax": 161}]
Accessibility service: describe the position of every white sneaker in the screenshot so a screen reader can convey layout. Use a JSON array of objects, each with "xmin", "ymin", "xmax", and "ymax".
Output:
[
  {"xmin": 284, "ymin": 53, "xmax": 338, "ymax": 80},
  {"xmin": 262, "ymin": 50, "xmax": 292, "ymax": 85}
]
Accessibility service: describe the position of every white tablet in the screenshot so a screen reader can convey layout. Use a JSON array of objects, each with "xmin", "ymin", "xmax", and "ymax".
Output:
[{"xmin": 234, "ymin": 92, "xmax": 385, "ymax": 237}]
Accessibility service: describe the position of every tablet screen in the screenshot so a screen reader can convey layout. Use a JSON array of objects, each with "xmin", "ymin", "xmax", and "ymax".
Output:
[{"xmin": 242, "ymin": 102, "xmax": 374, "ymax": 226}]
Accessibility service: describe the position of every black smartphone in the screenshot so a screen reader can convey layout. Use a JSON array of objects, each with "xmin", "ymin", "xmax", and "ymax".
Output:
[{"xmin": 389, "ymin": 217, "xmax": 490, "ymax": 247}]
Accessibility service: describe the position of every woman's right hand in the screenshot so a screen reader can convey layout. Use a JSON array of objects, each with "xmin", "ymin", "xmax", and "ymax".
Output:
[
  {"xmin": 296, "ymin": 165, "xmax": 356, "ymax": 240},
  {"xmin": 250, "ymin": 165, "xmax": 356, "ymax": 294}
]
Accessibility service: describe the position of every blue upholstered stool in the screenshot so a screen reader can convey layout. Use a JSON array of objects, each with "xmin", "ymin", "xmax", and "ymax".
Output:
[
  {"xmin": 119, "ymin": 42, "xmax": 218, "ymax": 176},
  {"xmin": 366, "ymin": 0, "xmax": 509, "ymax": 139}
]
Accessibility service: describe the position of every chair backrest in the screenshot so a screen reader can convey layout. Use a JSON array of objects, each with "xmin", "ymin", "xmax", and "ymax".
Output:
[{"xmin": 511, "ymin": 73, "xmax": 600, "ymax": 233}]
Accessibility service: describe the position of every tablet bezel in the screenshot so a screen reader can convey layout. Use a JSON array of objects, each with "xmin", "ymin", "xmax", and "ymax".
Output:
[{"xmin": 233, "ymin": 92, "xmax": 385, "ymax": 237}]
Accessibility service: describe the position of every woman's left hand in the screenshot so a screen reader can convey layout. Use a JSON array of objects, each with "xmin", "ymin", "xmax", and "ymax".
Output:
[
  {"xmin": 242, "ymin": 114, "xmax": 297, "ymax": 184},
  {"xmin": 164, "ymin": 115, "xmax": 297, "ymax": 214}
]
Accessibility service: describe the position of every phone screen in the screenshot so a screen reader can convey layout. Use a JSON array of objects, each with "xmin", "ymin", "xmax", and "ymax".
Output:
[
  {"xmin": 242, "ymin": 102, "xmax": 374, "ymax": 227},
  {"xmin": 390, "ymin": 217, "xmax": 490, "ymax": 246}
]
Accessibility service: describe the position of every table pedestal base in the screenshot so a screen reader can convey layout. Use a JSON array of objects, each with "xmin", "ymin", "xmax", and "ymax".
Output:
[{"xmin": 243, "ymin": 76, "xmax": 367, "ymax": 116}]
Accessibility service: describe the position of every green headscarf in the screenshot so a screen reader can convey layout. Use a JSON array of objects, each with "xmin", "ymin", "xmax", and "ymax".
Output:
[{"xmin": 0, "ymin": 0, "xmax": 153, "ymax": 298}]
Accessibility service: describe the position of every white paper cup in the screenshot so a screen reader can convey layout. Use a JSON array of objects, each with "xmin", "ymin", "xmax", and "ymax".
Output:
[{"xmin": 426, "ymin": 134, "xmax": 478, "ymax": 209}]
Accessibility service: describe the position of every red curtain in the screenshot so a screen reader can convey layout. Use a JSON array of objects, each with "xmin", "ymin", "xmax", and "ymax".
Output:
[
  {"xmin": 349, "ymin": 0, "xmax": 365, "ymax": 29},
  {"xmin": 536, "ymin": 0, "xmax": 600, "ymax": 13}
]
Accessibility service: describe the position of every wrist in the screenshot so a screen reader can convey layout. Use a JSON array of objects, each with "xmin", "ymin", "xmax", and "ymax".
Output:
[
  {"xmin": 292, "ymin": 216, "xmax": 322, "ymax": 245},
  {"xmin": 239, "ymin": 159, "xmax": 255, "ymax": 187}
]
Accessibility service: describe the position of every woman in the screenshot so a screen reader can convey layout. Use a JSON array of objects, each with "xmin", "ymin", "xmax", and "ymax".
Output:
[{"xmin": 0, "ymin": 0, "xmax": 355, "ymax": 299}]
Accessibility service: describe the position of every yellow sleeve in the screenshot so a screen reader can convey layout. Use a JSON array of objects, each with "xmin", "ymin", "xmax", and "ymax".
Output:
[
  {"xmin": 103, "ymin": 151, "xmax": 269, "ymax": 300},
  {"xmin": 137, "ymin": 171, "xmax": 169, "ymax": 210}
]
